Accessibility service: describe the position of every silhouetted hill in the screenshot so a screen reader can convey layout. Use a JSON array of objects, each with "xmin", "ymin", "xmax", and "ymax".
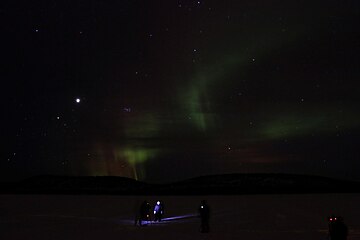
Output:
[
  {"xmin": 167, "ymin": 173, "xmax": 360, "ymax": 194},
  {"xmin": 1, "ymin": 173, "xmax": 359, "ymax": 195}
]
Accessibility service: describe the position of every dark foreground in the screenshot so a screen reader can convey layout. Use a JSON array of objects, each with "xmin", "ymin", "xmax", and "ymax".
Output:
[{"xmin": 1, "ymin": 194, "xmax": 360, "ymax": 240}]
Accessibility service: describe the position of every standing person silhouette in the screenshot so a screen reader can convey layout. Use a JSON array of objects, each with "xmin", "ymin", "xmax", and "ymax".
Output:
[
  {"xmin": 328, "ymin": 215, "xmax": 348, "ymax": 240},
  {"xmin": 153, "ymin": 200, "xmax": 164, "ymax": 222},
  {"xmin": 138, "ymin": 200, "xmax": 151, "ymax": 226},
  {"xmin": 198, "ymin": 200, "xmax": 210, "ymax": 233}
]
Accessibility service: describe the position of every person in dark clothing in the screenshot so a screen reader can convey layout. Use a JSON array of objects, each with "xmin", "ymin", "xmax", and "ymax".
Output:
[
  {"xmin": 137, "ymin": 200, "xmax": 151, "ymax": 226},
  {"xmin": 198, "ymin": 200, "xmax": 210, "ymax": 233},
  {"xmin": 153, "ymin": 200, "xmax": 164, "ymax": 222},
  {"xmin": 328, "ymin": 215, "xmax": 348, "ymax": 240}
]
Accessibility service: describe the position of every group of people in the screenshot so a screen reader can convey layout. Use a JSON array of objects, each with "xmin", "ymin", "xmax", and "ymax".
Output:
[
  {"xmin": 135, "ymin": 200, "xmax": 348, "ymax": 237},
  {"xmin": 135, "ymin": 199, "xmax": 211, "ymax": 233},
  {"xmin": 136, "ymin": 200, "xmax": 165, "ymax": 226}
]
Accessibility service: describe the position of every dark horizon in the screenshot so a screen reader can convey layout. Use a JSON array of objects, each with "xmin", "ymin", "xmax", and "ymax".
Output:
[
  {"xmin": 1, "ymin": 0, "xmax": 360, "ymax": 183},
  {"xmin": 3, "ymin": 172, "xmax": 360, "ymax": 196}
]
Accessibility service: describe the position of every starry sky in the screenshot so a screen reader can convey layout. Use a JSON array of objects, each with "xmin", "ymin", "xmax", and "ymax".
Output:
[{"xmin": 1, "ymin": 0, "xmax": 360, "ymax": 183}]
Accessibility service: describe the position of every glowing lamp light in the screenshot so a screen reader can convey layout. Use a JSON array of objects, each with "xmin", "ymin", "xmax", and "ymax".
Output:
[
  {"xmin": 157, "ymin": 201, "xmax": 160, "ymax": 205},
  {"xmin": 154, "ymin": 211, "xmax": 156, "ymax": 214},
  {"xmin": 330, "ymin": 218, "xmax": 333, "ymax": 221},
  {"xmin": 75, "ymin": 98, "xmax": 81, "ymax": 103},
  {"xmin": 201, "ymin": 206, "xmax": 204, "ymax": 208}
]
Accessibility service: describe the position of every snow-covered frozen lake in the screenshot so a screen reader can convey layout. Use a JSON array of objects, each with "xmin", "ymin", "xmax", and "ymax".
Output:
[{"xmin": 1, "ymin": 194, "xmax": 359, "ymax": 239}]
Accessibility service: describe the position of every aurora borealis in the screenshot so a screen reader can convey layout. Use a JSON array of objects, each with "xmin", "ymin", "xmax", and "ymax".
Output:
[{"xmin": 2, "ymin": 0, "xmax": 360, "ymax": 182}]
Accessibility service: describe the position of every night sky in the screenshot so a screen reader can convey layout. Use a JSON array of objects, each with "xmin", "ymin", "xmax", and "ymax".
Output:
[{"xmin": 1, "ymin": 0, "xmax": 360, "ymax": 183}]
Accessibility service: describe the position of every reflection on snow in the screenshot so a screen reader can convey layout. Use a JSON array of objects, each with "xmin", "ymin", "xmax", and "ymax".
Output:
[{"xmin": 114, "ymin": 214, "xmax": 198, "ymax": 226}]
